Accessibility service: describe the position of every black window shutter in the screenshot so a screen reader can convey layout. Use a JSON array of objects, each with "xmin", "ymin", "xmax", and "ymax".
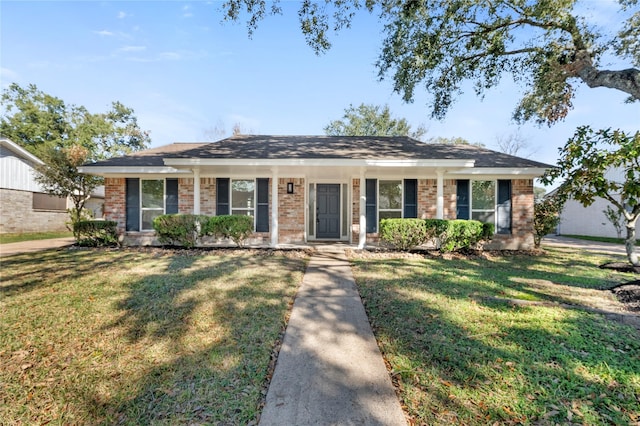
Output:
[
  {"xmin": 166, "ymin": 178, "xmax": 179, "ymax": 214},
  {"xmin": 216, "ymin": 178, "xmax": 230, "ymax": 215},
  {"xmin": 456, "ymin": 180, "xmax": 470, "ymax": 220},
  {"xmin": 126, "ymin": 178, "xmax": 140, "ymax": 231},
  {"xmin": 256, "ymin": 178, "xmax": 269, "ymax": 232},
  {"xmin": 497, "ymin": 180, "xmax": 512, "ymax": 234},
  {"xmin": 365, "ymin": 179, "xmax": 377, "ymax": 233},
  {"xmin": 404, "ymin": 179, "xmax": 418, "ymax": 218}
]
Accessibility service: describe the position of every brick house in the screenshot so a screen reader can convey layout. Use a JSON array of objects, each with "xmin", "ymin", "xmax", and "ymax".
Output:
[
  {"xmin": 78, "ymin": 135, "xmax": 551, "ymax": 249},
  {"xmin": 0, "ymin": 138, "xmax": 69, "ymax": 234}
]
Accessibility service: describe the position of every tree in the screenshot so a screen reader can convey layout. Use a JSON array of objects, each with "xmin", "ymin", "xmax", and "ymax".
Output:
[
  {"xmin": 1, "ymin": 83, "xmax": 150, "ymax": 234},
  {"xmin": 426, "ymin": 136, "xmax": 484, "ymax": 147},
  {"xmin": 533, "ymin": 195, "xmax": 563, "ymax": 248},
  {"xmin": 222, "ymin": 0, "xmax": 639, "ymax": 125},
  {"xmin": 542, "ymin": 126, "xmax": 640, "ymax": 265},
  {"xmin": 324, "ymin": 103, "xmax": 427, "ymax": 140},
  {"xmin": 603, "ymin": 205, "xmax": 624, "ymax": 239},
  {"xmin": 494, "ymin": 130, "xmax": 535, "ymax": 158},
  {"xmin": 1, "ymin": 83, "xmax": 150, "ymax": 160}
]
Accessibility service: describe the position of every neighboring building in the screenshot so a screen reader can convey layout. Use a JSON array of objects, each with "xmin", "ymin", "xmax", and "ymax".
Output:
[
  {"xmin": 78, "ymin": 135, "xmax": 551, "ymax": 249},
  {"xmin": 0, "ymin": 138, "xmax": 69, "ymax": 234},
  {"xmin": 556, "ymin": 168, "xmax": 637, "ymax": 239}
]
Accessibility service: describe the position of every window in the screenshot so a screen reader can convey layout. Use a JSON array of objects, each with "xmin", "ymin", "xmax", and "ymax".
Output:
[
  {"xmin": 471, "ymin": 180, "xmax": 496, "ymax": 224},
  {"xmin": 32, "ymin": 193, "xmax": 67, "ymax": 211},
  {"xmin": 456, "ymin": 179, "xmax": 512, "ymax": 234},
  {"xmin": 126, "ymin": 178, "xmax": 178, "ymax": 232},
  {"xmin": 379, "ymin": 180, "xmax": 402, "ymax": 220},
  {"xmin": 141, "ymin": 179, "xmax": 164, "ymax": 230},
  {"xmin": 231, "ymin": 179, "xmax": 255, "ymax": 217}
]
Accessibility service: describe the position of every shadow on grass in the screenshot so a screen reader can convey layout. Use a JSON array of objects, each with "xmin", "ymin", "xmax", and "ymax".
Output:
[
  {"xmin": 351, "ymin": 254, "xmax": 640, "ymax": 424},
  {"xmin": 83, "ymin": 252, "xmax": 306, "ymax": 425}
]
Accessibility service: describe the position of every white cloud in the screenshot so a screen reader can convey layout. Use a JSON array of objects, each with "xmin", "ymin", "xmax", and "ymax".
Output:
[
  {"xmin": 94, "ymin": 30, "xmax": 114, "ymax": 37},
  {"xmin": 117, "ymin": 11, "xmax": 128, "ymax": 19},
  {"xmin": 118, "ymin": 45, "xmax": 147, "ymax": 53},
  {"xmin": 183, "ymin": 4, "xmax": 193, "ymax": 18}
]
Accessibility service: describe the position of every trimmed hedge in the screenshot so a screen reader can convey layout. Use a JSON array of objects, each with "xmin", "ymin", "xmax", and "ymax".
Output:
[
  {"xmin": 203, "ymin": 215, "xmax": 254, "ymax": 247},
  {"xmin": 73, "ymin": 220, "xmax": 118, "ymax": 247},
  {"xmin": 379, "ymin": 218, "xmax": 428, "ymax": 251},
  {"xmin": 152, "ymin": 214, "xmax": 208, "ymax": 248},
  {"xmin": 380, "ymin": 218, "xmax": 494, "ymax": 252}
]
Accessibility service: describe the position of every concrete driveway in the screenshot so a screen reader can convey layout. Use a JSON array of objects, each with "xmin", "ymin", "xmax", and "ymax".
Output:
[
  {"xmin": 0, "ymin": 237, "xmax": 75, "ymax": 258},
  {"xmin": 542, "ymin": 235, "xmax": 627, "ymax": 256}
]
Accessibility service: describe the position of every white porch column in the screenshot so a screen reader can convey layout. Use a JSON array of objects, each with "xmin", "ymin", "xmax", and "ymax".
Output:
[
  {"xmin": 271, "ymin": 168, "xmax": 279, "ymax": 247},
  {"xmin": 436, "ymin": 170, "xmax": 444, "ymax": 219},
  {"xmin": 358, "ymin": 169, "xmax": 366, "ymax": 249},
  {"xmin": 193, "ymin": 168, "xmax": 201, "ymax": 214}
]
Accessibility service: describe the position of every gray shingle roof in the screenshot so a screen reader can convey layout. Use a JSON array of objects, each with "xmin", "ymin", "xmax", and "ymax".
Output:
[{"xmin": 83, "ymin": 135, "xmax": 552, "ymax": 169}]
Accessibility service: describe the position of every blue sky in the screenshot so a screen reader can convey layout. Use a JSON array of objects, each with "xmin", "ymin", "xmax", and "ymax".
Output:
[{"xmin": 1, "ymin": 1, "xmax": 638, "ymax": 171}]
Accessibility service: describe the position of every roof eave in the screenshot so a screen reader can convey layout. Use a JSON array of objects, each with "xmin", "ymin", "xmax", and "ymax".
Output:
[
  {"xmin": 78, "ymin": 166, "xmax": 191, "ymax": 175},
  {"xmin": 163, "ymin": 158, "xmax": 477, "ymax": 168},
  {"xmin": 447, "ymin": 167, "xmax": 550, "ymax": 177}
]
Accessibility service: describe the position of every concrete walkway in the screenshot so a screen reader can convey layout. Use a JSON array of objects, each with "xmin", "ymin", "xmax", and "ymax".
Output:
[
  {"xmin": 542, "ymin": 235, "xmax": 627, "ymax": 256},
  {"xmin": 260, "ymin": 249, "xmax": 407, "ymax": 426},
  {"xmin": 0, "ymin": 237, "xmax": 75, "ymax": 258}
]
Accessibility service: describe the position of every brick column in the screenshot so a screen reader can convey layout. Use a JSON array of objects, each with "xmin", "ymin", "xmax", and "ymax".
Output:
[{"xmin": 104, "ymin": 178, "xmax": 126, "ymax": 233}]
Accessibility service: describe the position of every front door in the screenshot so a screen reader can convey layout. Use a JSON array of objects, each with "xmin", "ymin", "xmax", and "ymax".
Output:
[{"xmin": 316, "ymin": 184, "xmax": 340, "ymax": 239}]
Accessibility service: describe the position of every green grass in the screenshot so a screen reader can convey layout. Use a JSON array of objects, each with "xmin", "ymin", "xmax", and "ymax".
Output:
[
  {"xmin": 0, "ymin": 231, "xmax": 73, "ymax": 244},
  {"xmin": 349, "ymin": 247, "xmax": 640, "ymax": 425},
  {"xmin": 561, "ymin": 234, "xmax": 640, "ymax": 246},
  {"xmin": 0, "ymin": 247, "xmax": 308, "ymax": 425}
]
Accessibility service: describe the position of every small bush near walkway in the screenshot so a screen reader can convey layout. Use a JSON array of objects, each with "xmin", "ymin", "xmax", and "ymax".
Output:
[{"xmin": 380, "ymin": 218, "xmax": 493, "ymax": 252}]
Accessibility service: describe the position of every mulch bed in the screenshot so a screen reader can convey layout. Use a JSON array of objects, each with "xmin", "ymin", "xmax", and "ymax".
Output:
[
  {"xmin": 611, "ymin": 281, "xmax": 640, "ymax": 312},
  {"xmin": 600, "ymin": 262, "xmax": 640, "ymax": 273}
]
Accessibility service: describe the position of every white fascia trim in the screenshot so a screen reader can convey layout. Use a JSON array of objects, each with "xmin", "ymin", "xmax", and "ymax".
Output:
[
  {"xmin": 78, "ymin": 166, "xmax": 191, "ymax": 175},
  {"xmin": 163, "ymin": 158, "xmax": 476, "ymax": 168},
  {"xmin": 1, "ymin": 138, "xmax": 45, "ymax": 165},
  {"xmin": 447, "ymin": 167, "xmax": 549, "ymax": 177}
]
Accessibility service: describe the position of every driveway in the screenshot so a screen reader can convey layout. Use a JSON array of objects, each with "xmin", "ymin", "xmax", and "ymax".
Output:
[
  {"xmin": 542, "ymin": 235, "xmax": 627, "ymax": 256},
  {"xmin": 0, "ymin": 237, "xmax": 75, "ymax": 258}
]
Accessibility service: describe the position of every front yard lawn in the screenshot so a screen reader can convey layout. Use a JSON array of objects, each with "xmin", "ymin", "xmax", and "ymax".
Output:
[
  {"xmin": 0, "ymin": 231, "xmax": 73, "ymax": 244},
  {"xmin": 0, "ymin": 247, "xmax": 307, "ymax": 425},
  {"xmin": 349, "ymin": 247, "xmax": 640, "ymax": 425}
]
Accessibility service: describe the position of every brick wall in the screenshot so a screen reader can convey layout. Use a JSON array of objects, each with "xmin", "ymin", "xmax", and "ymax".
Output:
[
  {"xmin": 200, "ymin": 178, "xmax": 216, "ymax": 215},
  {"xmin": 0, "ymin": 188, "xmax": 68, "ymax": 233},
  {"xmin": 278, "ymin": 178, "xmax": 305, "ymax": 243},
  {"xmin": 444, "ymin": 179, "xmax": 457, "ymax": 219},
  {"xmin": 485, "ymin": 179, "xmax": 535, "ymax": 250},
  {"xmin": 178, "ymin": 178, "xmax": 194, "ymax": 214},
  {"xmin": 105, "ymin": 178, "xmax": 126, "ymax": 233},
  {"xmin": 417, "ymin": 179, "xmax": 436, "ymax": 219},
  {"xmin": 351, "ymin": 178, "xmax": 360, "ymax": 243}
]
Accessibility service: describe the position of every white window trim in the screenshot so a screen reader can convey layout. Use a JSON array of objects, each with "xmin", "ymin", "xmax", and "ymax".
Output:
[
  {"xmin": 230, "ymin": 178, "xmax": 257, "ymax": 231},
  {"xmin": 378, "ymin": 179, "xmax": 404, "ymax": 224},
  {"xmin": 470, "ymin": 179, "xmax": 497, "ymax": 227},
  {"xmin": 140, "ymin": 178, "xmax": 166, "ymax": 231}
]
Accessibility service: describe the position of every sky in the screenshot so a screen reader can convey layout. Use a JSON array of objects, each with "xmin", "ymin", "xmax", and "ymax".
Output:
[{"xmin": 1, "ymin": 0, "xmax": 638, "ymax": 180}]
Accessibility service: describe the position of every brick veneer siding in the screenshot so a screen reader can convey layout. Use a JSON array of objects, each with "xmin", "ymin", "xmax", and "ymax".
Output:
[
  {"xmin": 0, "ymin": 188, "xmax": 68, "ymax": 233},
  {"xmin": 485, "ymin": 178, "xmax": 535, "ymax": 250},
  {"xmin": 200, "ymin": 178, "xmax": 216, "ymax": 215},
  {"xmin": 278, "ymin": 178, "xmax": 305, "ymax": 243},
  {"xmin": 178, "ymin": 178, "xmax": 194, "ymax": 214},
  {"xmin": 105, "ymin": 178, "xmax": 126, "ymax": 233},
  {"xmin": 351, "ymin": 178, "xmax": 360, "ymax": 243}
]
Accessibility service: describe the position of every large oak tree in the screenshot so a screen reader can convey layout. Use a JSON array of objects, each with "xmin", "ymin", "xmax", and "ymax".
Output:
[{"xmin": 222, "ymin": 0, "xmax": 639, "ymax": 125}]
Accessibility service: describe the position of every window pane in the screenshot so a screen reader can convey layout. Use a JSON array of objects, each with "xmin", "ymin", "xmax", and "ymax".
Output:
[
  {"xmin": 472, "ymin": 211, "xmax": 495, "ymax": 224},
  {"xmin": 472, "ymin": 181, "xmax": 495, "ymax": 210},
  {"xmin": 142, "ymin": 209, "xmax": 163, "ymax": 230},
  {"xmin": 231, "ymin": 209, "xmax": 255, "ymax": 218},
  {"xmin": 379, "ymin": 210, "xmax": 402, "ymax": 220},
  {"xmin": 379, "ymin": 180, "xmax": 402, "ymax": 209},
  {"xmin": 232, "ymin": 180, "xmax": 255, "ymax": 208},
  {"xmin": 141, "ymin": 180, "xmax": 164, "ymax": 209}
]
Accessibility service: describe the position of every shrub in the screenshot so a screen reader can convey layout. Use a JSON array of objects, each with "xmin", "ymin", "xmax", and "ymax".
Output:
[
  {"xmin": 73, "ymin": 220, "xmax": 118, "ymax": 247},
  {"xmin": 425, "ymin": 219, "xmax": 493, "ymax": 252},
  {"xmin": 204, "ymin": 215, "xmax": 254, "ymax": 247},
  {"xmin": 152, "ymin": 214, "xmax": 208, "ymax": 247},
  {"xmin": 67, "ymin": 208, "xmax": 93, "ymax": 241},
  {"xmin": 379, "ymin": 218, "xmax": 428, "ymax": 251},
  {"xmin": 533, "ymin": 196, "xmax": 563, "ymax": 248},
  {"xmin": 441, "ymin": 220, "xmax": 488, "ymax": 252}
]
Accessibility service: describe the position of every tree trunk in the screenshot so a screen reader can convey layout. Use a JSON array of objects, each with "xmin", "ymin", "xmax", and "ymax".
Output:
[{"xmin": 626, "ymin": 221, "xmax": 639, "ymax": 267}]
